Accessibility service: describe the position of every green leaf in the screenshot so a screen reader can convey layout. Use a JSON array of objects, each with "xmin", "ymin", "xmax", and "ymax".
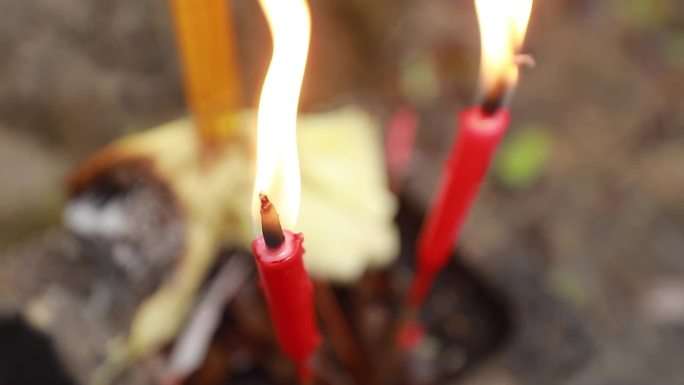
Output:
[{"xmin": 494, "ymin": 124, "xmax": 550, "ymax": 189}]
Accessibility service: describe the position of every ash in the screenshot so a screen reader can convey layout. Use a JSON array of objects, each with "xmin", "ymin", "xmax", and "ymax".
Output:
[{"xmin": 64, "ymin": 166, "xmax": 184, "ymax": 301}]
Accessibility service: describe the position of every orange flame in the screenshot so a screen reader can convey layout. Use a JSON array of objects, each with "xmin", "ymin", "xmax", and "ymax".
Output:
[
  {"xmin": 475, "ymin": 0, "xmax": 533, "ymax": 102},
  {"xmin": 252, "ymin": 0, "xmax": 311, "ymax": 230}
]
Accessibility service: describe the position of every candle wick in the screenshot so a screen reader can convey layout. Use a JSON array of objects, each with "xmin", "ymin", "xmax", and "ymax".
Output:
[
  {"xmin": 480, "ymin": 78, "xmax": 507, "ymax": 116},
  {"xmin": 259, "ymin": 192, "xmax": 286, "ymax": 249}
]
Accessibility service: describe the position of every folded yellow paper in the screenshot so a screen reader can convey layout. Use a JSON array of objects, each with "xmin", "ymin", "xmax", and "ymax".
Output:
[{"xmin": 68, "ymin": 106, "xmax": 399, "ymax": 384}]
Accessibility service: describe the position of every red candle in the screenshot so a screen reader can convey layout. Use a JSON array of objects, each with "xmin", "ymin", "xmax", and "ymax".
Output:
[
  {"xmin": 249, "ymin": 0, "xmax": 316, "ymax": 378},
  {"xmin": 409, "ymin": 106, "xmax": 509, "ymax": 305},
  {"xmin": 408, "ymin": 0, "xmax": 533, "ymax": 307},
  {"xmin": 249, "ymin": 0, "xmax": 317, "ymax": 379},
  {"xmin": 252, "ymin": 194, "xmax": 320, "ymax": 380}
]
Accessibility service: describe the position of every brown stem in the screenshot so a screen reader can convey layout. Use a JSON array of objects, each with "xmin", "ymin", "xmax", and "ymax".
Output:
[
  {"xmin": 170, "ymin": 0, "xmax": 242, "ymax": 151},
  {"xmin": 314, "ymin": 281, "xmax": 374, "ymax": 384},
  {"xmin": 376, "ymin": 292, "xmax": 422, "ymax": 384},
  {"xmin": 308, "ymin": 351, "xmax": 354, "ymax": 385}
]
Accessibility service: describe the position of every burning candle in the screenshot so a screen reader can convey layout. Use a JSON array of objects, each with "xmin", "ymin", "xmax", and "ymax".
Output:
[
  {"xmin": 409, "ymin": 0, "xmax": 533, "ymax": 306},
  {"xmin": 250, "ymin": 0, "xmax": 320, "ymax": 380}
]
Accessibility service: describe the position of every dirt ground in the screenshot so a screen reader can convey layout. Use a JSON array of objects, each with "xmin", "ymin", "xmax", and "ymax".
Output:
[{"xmin": 1, "ymin": 0, "xmax": 683, "ymax": 384}]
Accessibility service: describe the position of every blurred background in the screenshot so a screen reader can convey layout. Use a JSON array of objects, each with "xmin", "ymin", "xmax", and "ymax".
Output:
[{"xmin": 0, "ymin": 0, "xmax": 683, "ymax": 384}]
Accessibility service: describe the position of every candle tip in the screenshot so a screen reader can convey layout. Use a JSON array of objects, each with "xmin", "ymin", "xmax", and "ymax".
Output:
[
  {"xmin": 259, "ymin": 192, "xmax": 285, "ymax": 249},
  {"xmin": 480, "ymin": 78, "xmax": 507, "ymax": 116},
  {"xmin": 259, "ymin": 192, "xmax": 271, "ymax": 210}
]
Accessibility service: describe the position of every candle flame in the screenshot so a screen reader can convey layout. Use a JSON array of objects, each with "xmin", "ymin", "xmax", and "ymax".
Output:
[
  {"xmin": 475, "ymin": 0, "xmax": 533, "ymax": 104},
  {"xmin": 252, "ymin": 0, "xmax": 311, "ymax": 230}
]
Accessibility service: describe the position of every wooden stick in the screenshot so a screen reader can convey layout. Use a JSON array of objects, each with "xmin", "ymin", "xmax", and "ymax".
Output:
[
  {"xmin": 314, "ymin": 281, "xmax": 374, "ymax": 384},
  {"xmin": 169, "ymin": 0, "xmax": 242, "ymax": 150},
  {"xmin": 308, "ymin": 351, "xmax": 355, "ymax": 385},
  {"xmin": 377, "ymin": 304, "xmax": 420, "ymax": 384}
]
